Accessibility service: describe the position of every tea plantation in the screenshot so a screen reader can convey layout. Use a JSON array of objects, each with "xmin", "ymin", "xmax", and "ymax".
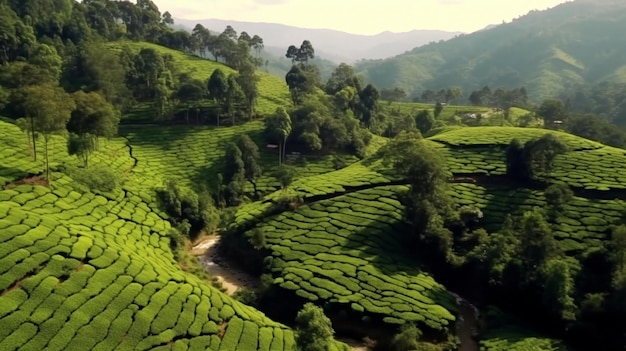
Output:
[
  {"xmin": 0, "ymin": 119, "xmax": 351, "ymax": 351},
  {"xmin": 3, "ymin": 111, "xmax": 625, "ymax": 349}
]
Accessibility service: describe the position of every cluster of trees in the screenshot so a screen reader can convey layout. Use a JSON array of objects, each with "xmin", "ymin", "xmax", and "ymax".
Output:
[
  {"xmin": 505, "ymin": 134, "xmax": 568, "ymax": 181},
  {"xmin": 415, "ymin": 87, "xmax": 463, "ymax": 104},
  {"xmin": 468, "ymin": 86, "xmax": 529, "ymax": 110}
]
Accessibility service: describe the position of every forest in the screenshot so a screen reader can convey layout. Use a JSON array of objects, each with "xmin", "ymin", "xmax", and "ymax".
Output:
[{"xmin": 1, "ymin": 1, "xmax": 626, "ymax": 351}]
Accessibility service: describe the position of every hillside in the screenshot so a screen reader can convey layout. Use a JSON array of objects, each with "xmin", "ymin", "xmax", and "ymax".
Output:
[
  {"xmin": 0, "ymin": 119, "xmax": 353, "ymax": 351},
  {"xmin": 104, "ymin": 41, "xmax": 291, "ymax": 121},
  {"xmin": 225, "ymin": 124, "xmax": 626, "ymax": 349},
  {"xmin": 174, "ymin": 18, "xmax": 462, "ymax": 63},
  {"xmin": 355, "ymin": 0, "xmax": 626, "ymax": 101},
  {"xmin": 3, "ymin": 109, "xmax": 626, "ymax": 348}
]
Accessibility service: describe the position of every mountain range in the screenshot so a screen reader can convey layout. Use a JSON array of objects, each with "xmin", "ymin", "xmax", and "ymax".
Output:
[
  {"xmin": 353, "ymin": 0, "xmax": 626, "ymax": 102},
  {"xmin": 173, "ymin": 17, "xmax": 462, "ymax": 64}
]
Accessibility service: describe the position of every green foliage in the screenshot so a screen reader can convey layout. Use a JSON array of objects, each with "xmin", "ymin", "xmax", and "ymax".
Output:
[
  {"xmin": 354, "ymin": 1, "xmax": 626, "ymax": 102},
  {"xmin": 544, "ymin": 183, "xmax": 573, "ymax": 218},
  {"xmin": 157, "ymin": 179, "xmax": 220, "ymax": 236},
  {"xmin": 295, "ymin": 303, "xmax": 334, "ymax": 351},
  {"xmin": 391, "ymin": 323, "xmax": 423, "ymax": 351},
  {"xmin": 67, "ymin": 164, "xmax": 119, "ymax": 193}
]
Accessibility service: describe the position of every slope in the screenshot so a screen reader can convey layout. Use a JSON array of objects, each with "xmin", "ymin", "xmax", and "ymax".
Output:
[
  {"xmin": 228, "ymin": 124, "xmax": 626, "ymax": 348},
  {"xmin": 105, "ymin": 41, "xmax": 292, "ymax": 119},
  {"xmin": 0, "ymin": 120, "xmax": 349, "ymax": 351},
  {"xmin": 355, "ymin": 0, "xmax": 626, "ymax": 101}
]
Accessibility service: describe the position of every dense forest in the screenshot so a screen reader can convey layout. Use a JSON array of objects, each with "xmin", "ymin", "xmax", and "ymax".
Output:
[{"xmin": 2, "ymin": 1, "xmax": 626, "ymax": 351}]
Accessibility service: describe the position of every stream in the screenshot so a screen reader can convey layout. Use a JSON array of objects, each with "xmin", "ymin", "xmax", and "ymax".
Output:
[
  {"xmin": 192, "ymin": 237, "xmax": 481, "ymax": 351},
  {"xmin": 451, "ymin": 292, "xmax": 481, "ymax": 351}
]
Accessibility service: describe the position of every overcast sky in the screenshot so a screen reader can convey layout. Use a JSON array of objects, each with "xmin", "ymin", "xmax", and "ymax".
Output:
[{"xmin": 153, "ymin": 0, "xmax": 571, "ymax": 35}]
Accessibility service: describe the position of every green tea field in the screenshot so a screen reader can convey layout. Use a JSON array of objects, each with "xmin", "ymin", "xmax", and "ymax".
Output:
[{"xmin": 0, "ymin": 119, "xmax": 351, "ymax": 351}]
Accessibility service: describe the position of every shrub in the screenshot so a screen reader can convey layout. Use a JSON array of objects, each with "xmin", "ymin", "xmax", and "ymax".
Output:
[{"xmin": 67, "ymin": 165, "xmax": 119, "ymax": 193}]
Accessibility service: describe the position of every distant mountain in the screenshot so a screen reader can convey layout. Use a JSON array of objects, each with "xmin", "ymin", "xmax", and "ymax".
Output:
[
  {"xmin": 173, "ymin": 18, "xmax": 461, "ymax": 63},
  {"xmin": 354, "ymin": 0, "xmax": 626, "ymax": 102}
]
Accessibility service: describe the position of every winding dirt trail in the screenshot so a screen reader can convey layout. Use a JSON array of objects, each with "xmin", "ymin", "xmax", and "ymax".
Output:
[{"xmin": 191, "ymin": 236, "xmax": 258, "ymax": 295}]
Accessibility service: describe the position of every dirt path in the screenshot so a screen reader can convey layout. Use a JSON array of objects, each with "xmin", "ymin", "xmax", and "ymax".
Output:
[{"xmin": 191, "ymin": 236, "xmax": 258, "ymax": 295}]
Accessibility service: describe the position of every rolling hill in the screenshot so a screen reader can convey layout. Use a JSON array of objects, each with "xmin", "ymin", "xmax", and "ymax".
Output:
[{"xmin": 355, "ymin": 0, "xmax": 626, "ymax": 102}]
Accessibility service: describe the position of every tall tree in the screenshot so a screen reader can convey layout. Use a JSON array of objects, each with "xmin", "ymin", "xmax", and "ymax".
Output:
[
  {"xmin": 22, "ymin": 84, "xmax": 75, "ymax": 182},
  {"xmin": 357, "ymin": 84, "xmax": 380, "ymax": 127},
  {"xmin": 295, "ymin": 303, "xmax": 334, "ymax": 351},
  {"xmin": 175, "ymin": 78, "xmax": 206, "ymax": 124},
  {"xmin": 236, "ymin": 58, "xmax": 260, "ymax": 120},
  {"xmin": 537, "ymin": 99, "xmax": 567, "ymax": 128},
  {"xmin": 235, "ymin": 134, "xmax": 262, "ymax": 197},
  {"xmin": 265, "ymin": 107, "xmax": 292, "ymax": 165},
  {"xmin": 207, "ymin": 68, "xmax": 228, "ymax": 126},
  {"xmin": 225, "ymin": 74, "xmax": 244, "ymax": 125}
]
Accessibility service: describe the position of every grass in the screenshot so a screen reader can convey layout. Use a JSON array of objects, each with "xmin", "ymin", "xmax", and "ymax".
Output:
[{"xmin": 105, "ymin": 41, "xmax": 292, "ymax": 120}]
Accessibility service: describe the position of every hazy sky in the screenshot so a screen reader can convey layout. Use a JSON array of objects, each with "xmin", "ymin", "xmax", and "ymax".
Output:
[{"xmin": 154, "ymin": 0, "xmax": 571, "ymax": 35}]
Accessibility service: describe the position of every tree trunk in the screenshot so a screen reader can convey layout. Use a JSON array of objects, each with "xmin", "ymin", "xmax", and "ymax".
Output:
[
  {"xmin": 30, "ymin": 115, "xmax": 37, "ymax": 161},
  {"xmin": 278, "ymin": 141, "xmax": 282, "ymax": 165},
  {"xmin": 186, "ymin": 107, "xmax": 189, "ymax": 124}
]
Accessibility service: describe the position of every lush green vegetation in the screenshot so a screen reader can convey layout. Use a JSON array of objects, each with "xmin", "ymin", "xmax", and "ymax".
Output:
[
  {"xmin": 355, "ymin": 1, "xmax": 626, "ymax": 102},
  {"xmin": 2, "ymin": 0, "xmax": 626, "ymax": 350}
]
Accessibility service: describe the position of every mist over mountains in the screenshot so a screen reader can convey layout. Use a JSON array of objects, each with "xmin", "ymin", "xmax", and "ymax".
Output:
[{"xmin": 173, "ymin": 17, "xmax": 462, "ymax": 64}]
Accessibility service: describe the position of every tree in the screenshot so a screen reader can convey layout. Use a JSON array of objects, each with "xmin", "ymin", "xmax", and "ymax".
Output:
[
  {"xmin": 434, "ymin": 102, "xmax": 444, "ymax": 118},
  {"xmin": 391, "ymin": 323, "xmax": 422, "ymax": 351},
  {"xmin": 236, "ymin": 58, "xmax": 260, "ymax": 120},
  {"xmin": 542, "ymin": 258, "xmax": 577, "ymax": 321},
  {"xmin": 235, "ymin": 134, "xmax": 262, "ymax": 197},
  {"xmin": 381, "ymin": 132, "xmax": 453, "ymax": 258},
  {"xmin": 223, "ymin": 142, "xmax": 246, "ymax": 205},
  {"xmin": 22, "ymin": 84, "xmax": 76, "ymax": 182},
  {"xmin": 324, "ymin": 63, "xmax": 362, "ymax": 95},
  {"xmin": 285, "ymin": 40, "xmax": 315, "ymax": 66},
  {"xmin": 415, "ymin": 109, "xmax": 435, "ymax": 135},
  {"xmin": 357, "ymin": 84, "xmax": 380, "ymax": 127},
  {"xmin": 265, "ymin": 107, "xmax": 292, "ymax": 164},
  {"xmin": 524, "ymin": 134, "xmax": 568, "ymax": 179},
  {"xmin": 285, "ymin": 65, "xmax": 313, "ymax": 105},
  {"xmin": 175, "ymin": 78, "xmax": 206, "ymax": 123},
  {"xmin": 225, "ymin": 74, "xmax": 245, "ymax": 125},
  {"xmin": 68, "ymin": 91, "xmax": 120, "ymax": 166},
  {"xmin": 275, "ymin": 164, "xmax": 295, "ymax": 190},
  {"xmin": 207, "ymin": 68, "xmax": 228, "ymax": 126},
  {"xmin": 67, "ymin": 133, "xmax": 95, "ymax": 168},
  {"xmin": 295, "ymin": 303, "xmax": 334, "ymax": 351},
  {"xmin": 609, "ymin": 225, "xmax": 626, "ymax": 276},
  {"xmin": 505, "ymin": 138, "xmax": 530, "ymax": 180},
  {"xmin": 537, "ymin": 99, "xmax": 566, "ymax": 128},
  {"xmin": 518, "ymin": 208, "xmax": 559, "ymax": 282},
  {"xmin": 545, "ymin": 183, "xmax": 573, "ymax": 219}
]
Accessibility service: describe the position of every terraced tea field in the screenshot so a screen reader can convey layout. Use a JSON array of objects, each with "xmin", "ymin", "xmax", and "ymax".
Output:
[
  {"xmin": 430, "ymin": 127, "xmax": 626, "ymax": 190},
  {"xmin": 240, "ymin": 185, "xmax": 457, "ymax": 331},
  {"xmin": 0, "ymin": 118, "xmax": 354, "ymax": 350},
  {"xmin": 121, "ymin": 122, "xmax": 360, "ymax": 197},
  {"xmin": 105, "ymin": 42, "xmax": 291, "ymax": 118}
]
